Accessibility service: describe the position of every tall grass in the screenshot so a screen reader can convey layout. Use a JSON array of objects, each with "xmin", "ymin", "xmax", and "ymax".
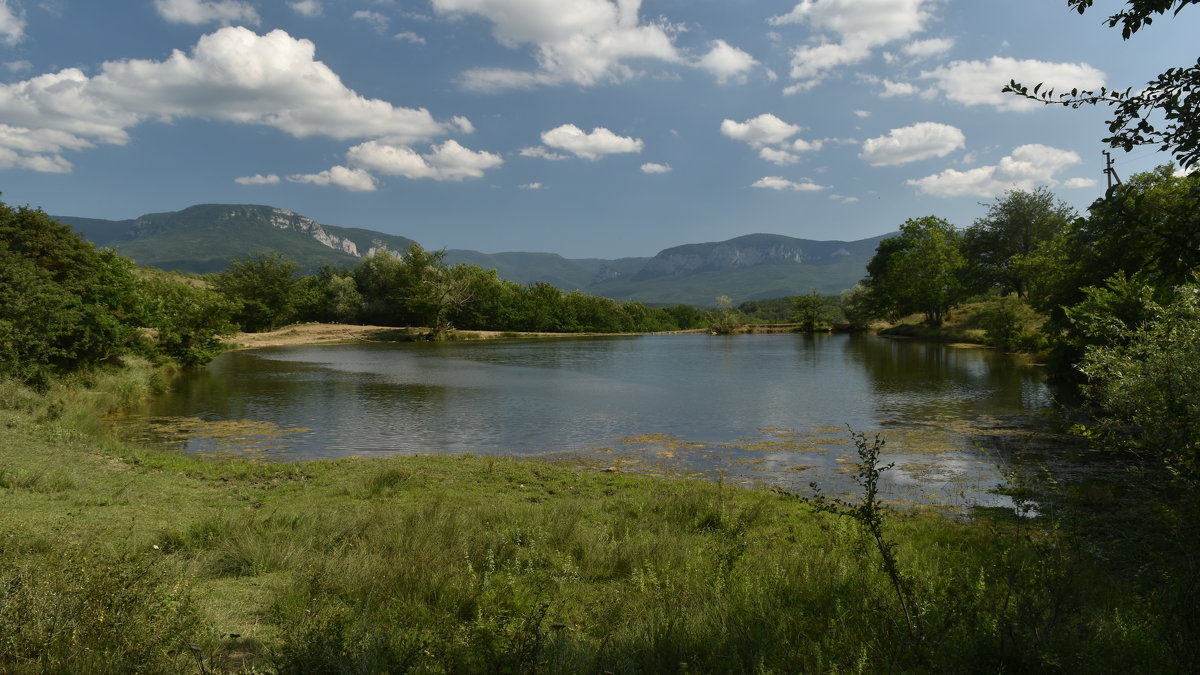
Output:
[{"xmin": 0, "ymin": 364, "xmax": 1191, "ymax": 672}]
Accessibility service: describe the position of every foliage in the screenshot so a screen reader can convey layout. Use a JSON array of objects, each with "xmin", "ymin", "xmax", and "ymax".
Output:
[
  {"xmin": 212, "ymin": 252, "xmax": 308, "ymax": 332},
  {"xmin": 1006, "ymin": 167, "xmax": 1200, "ymax": 368},
  {"xmin": 139, "ymin": 272, "xmax": 239, "ymax": 366},
  {"xmin": 864, "ymin": 216, "xmax": 966, "ymax": 326},
  {"xmin": 1005, "ymin": 1, "xmax": 1200, "ymax": 169},
  {"xmin": 1, "ymin": 204, "xmax": 148, "ymax": 385},
  {"xmin": 0, "ymin": 545, "xmax": 206, "ymax": 673},
  {"xmin": 707, "ymin": 295, "xmax": 742, "ymax": 334},
  {"xmin": 802, "ymin": 431, "xmax": 928, "ymax": 666},
  {"xmin": 963, "ymin": 187, "xmax": 1076, "ymax": 297},
  {"xmin": 839, "ymin": 284, "xmax": 878, "ymax": 329},
  {"xmin": 1075, "ymin": 277, "xmax": 1200, "ymax": 481},
  {"xmin": 979, "ymin": 295, "xmax": 1046, "ymax": 352},
  {"xmin": 2, "ymin": 365, "xmax": 1196, "ymax": 673},
  {"xmin": 793, "ymin": 291, "xmax": 833, "ymax": 332}
]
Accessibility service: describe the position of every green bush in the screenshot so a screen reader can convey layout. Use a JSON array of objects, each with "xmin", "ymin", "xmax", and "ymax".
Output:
[
  {"xmin": 979, "ymin": 295, "xmax": 1043, "ymax": 351},
  {"xmin": 0, "ymin": 544, "xmax": 206, "ymax": 673}
]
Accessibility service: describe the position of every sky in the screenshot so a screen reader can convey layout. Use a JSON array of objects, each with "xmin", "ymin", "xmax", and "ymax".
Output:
[{"xmin": 0, "ymin": 0, "xmax": 1196, "ymax": 259}]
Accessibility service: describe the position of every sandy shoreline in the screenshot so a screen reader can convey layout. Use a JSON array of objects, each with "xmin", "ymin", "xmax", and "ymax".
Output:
[{"xmin": 225, "ymin": 322, "xmax": 674, "ymax": 349}]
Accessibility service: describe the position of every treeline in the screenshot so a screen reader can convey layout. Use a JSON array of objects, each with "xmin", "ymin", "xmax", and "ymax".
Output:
[
  {"xmin": 857, "ymin": 165, "xmax": 1200, "ymax": 481},
  {"xmin": 0, "ymin": 200, "xmax": 711, "ymax": 386},
  {"xmin": 212, "ymin": 245, "xmax": 708, "ymax": 336},
  {"xmin": 1, "ymin": 202, "xmax": 237, "ymax": 386}
]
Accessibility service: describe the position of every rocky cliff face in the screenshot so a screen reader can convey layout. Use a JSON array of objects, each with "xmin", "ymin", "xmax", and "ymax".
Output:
[
  {"xmin": 264, "ymin": 208, "xmax": 362, "ymax": 256},
  {"xmin": 130, "ymin": 205, "xmax": 399, "ymax": 259},
  {"xmin": 638, "ymin": 242, "xmax": 807, "ymax": 278}
]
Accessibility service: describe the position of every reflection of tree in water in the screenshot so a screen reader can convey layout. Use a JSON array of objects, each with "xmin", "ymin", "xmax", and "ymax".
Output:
[{"xmin": 839, "ymin": 334, "xmax": 1050, "ymax": 424}]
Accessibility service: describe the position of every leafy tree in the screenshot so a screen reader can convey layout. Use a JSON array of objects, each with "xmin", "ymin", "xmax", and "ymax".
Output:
[
  {"xmin": 0, "ymin": 204, "xmax": 148, "ymax": 385},
  {"xmin": 1025, "ymin": 166, "xmax": 1200, "ymax": 323},
  {"xmin": 424, "ymin": 263, "xmax": 478, "ymax": 338},
  {"xmin": 863, "ymin": 236, "xmax": 913, "ymax": 322},
  {"xmin": 793, "ymin": 291, "xmax": 832, "ymax": 332},
  {"xmin": 708, "ymin": 296, "xmax": 741, "ymax": 334},
  {"xmin": 963, "ymin": 187, "xmax": 1076, "ymax": 297},
  {"xmin": 354, "ymin": 250, "xmax": 410, "ymax": 325},
  {"xmin": 839, "ymin": 284, "xmax": 877, "ymax": 330},
  {"xmin": 979, "ymin": 296, "xmax": 1045, "ymax": 352},
  {"xmin": 864, "ymin": 216, "xmax": 965, "ymax": 326},
  {"xmin": 139, "ymin": 272, "xmax": 238, "ymax": 366},
  {"xmin": 664, "ymin": 304, "xmax": 704, "ymax": 330},
  {"xmin": 1075, "ymin": 275, "xmax": 1200, "ymax": 481},
  {"xmin": 213, "ymin": 253, "xmax": 306, "ymax": 332},
  {"xmin": 1005, "ymin": 0, "xmax": 1200, "ymax": 169}
]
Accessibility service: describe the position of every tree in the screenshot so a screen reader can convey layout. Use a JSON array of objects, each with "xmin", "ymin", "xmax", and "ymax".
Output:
[
  {"xmin": 864, "ymin": 216, "xmax": 965, "ymax": 326},
  {"xmin": 708, "ymin": 296, "xmax": 741, "ymax": 334},
  {"xmin": 962, "ymin": 187, "xmax": 1076, "ymax": 297},
  {"xmin": 424, "ymin": 263, "xmax": 478, "ymax": 338},
  {"xmin": 1075, "ymin": 275, "xmax": 1200, "ymax": 482},
  {"xmin": 793, "ymin": 291, "xmax": 832, "ymax": 332},
  {"xmin": 0, "ymin": 204, "xmax": 147, "ymax": 385},
  {"xmin": 1024, "ymin": 165, "xmax": 1200, "ymax": 323},
  {"xmin": 139, "ymin": 272, "xmax": 238, "ymax": 366},
  {"xmin": 1005, "ymin": 0, "xmax": 1200, "ymax": 169},
  {"xmin": 213, "ymin": 253, "xmax": 306, "ymax": 332}
]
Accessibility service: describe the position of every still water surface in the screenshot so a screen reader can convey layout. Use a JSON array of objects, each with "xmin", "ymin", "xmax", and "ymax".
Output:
[{"xmin": 115, "ymin": 334, "xmax": 1065, "ymax": 506}]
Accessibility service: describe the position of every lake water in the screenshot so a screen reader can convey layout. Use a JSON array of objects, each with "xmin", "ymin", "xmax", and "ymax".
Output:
[{"xmin": 112, "ymin": 334, "xmax": 1074, "ymax": 507}]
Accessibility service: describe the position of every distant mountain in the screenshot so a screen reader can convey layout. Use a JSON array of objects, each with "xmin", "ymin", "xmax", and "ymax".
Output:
[
  {"xmin": 590, "ymin": 233, "xmax": 891, "ymax": 305},
  {"xmin": 443, "ymin": 250, "xmax": 648, "ymax": 290},
  {"xmin": 58, "ymin": 203, "xmax": 891, "ymax": 305},
  {"xmin": 56, "ymin": 204, "xmax": 415, "ymax": 274}
]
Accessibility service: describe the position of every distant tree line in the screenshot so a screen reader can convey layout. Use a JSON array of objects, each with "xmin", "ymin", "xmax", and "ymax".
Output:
[
  {"xmin": 0, "ymin": 200, "xmax": 711, "ymax": 387},
  {"xmin": 212, "ymin": 243, "xmax": 709, "ymax": 338}
]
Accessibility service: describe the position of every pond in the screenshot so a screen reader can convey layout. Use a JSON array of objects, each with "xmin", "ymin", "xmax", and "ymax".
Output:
[{"xmin": 111, "ymin": 333, "xmax": 1080, "ymax": 508}]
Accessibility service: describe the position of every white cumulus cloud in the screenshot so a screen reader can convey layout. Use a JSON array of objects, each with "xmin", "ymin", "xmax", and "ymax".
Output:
[
  {"xmin": 0, "ymin": 0, "xmax": 26, "ymax": 45},
  {"xmin": 288, "ymin": 166, "xmax": 378, "ymax": 191},
  {"xmin": 352, "ymin": 10, "xmax": 389, "ymax": 32},
  {"xmin": 771, "ymin": 0, "xmax": 935, "ymax": 88},
  {"xmin": 348, "ymin": 139, "xmax": 503, "ymax": 181},
  {"xmin": 907, "ymin": 144, "xmax": 1083, "ymax": 197},
  {"xmin": 0, "ymin": 27, "xmax": 463, "ymax": 172},
  {"xmin": 720, "ymin": 114, "xmax": 801, "ymax": 148},
  {"xmin": 519, "ymin": 146, "xmax": 568, "ymax": 160},
  {"xmin": 432, "ymin": 0, "xmax": 683, "ymax": 91},
  {"xmin": 153, "ymin": 0, "xmax": 260, "ymax": 26},
  {"xmin": 519, "ymin": 182, "xmax": 543, "ymax": 189},
  {"xmin": 879, "ymin": 79, "xmax": 917, "ymax": 97},
  {"xmin": 641, "ymin": 162, "xmax": 671, "ymax": 173},
  {"xmin": 902, "ymin": 37, "xmax": 954, "ymax": 59},
  {"xmin": 921, "ymin": 57, "xmax": 1106, "ymax": 111},
  {"xmin": 860, "ymin": 122, "xmax": 965, "ymax": 166},
  {"xmin": 697, "ymin": 39, "xmax": 758, "ymax": 84},
  {"xmin": 537, "ymin": 124, "xmax": 643, "ymax": 160},
  {"xmin": 395, "ymin": 31, "xmax": 426, "ymax": 44},
  {"xmin": 760, "ymin": 147, "xmax": 799, "ymax": 166},
  {"xmin": 751, "ymin": 176, "xmax": 827, "ymax": 191},
  {"xmin": 289, "ymin": 0, "xmax": 322, "ymax": 17},
  {"xmin": 234, "ymin": 173, "xmax": 281, "ymax": 185}
]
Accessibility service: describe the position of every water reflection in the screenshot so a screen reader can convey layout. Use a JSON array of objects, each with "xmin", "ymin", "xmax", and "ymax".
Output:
[{"xmin": 112, "ymin": 334, "xmax": 1068, "ymax": 507}]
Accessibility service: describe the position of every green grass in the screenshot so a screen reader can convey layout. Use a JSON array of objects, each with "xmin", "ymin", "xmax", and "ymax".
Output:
[{"xmin": 1, "ymin": 364, "xmax": 1193, "ymax": 672}]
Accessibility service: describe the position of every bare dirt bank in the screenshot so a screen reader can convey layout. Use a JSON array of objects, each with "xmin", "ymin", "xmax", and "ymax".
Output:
[{"xmin": 227, "ymin": 323, "xmax": 690, "ymax": 350}]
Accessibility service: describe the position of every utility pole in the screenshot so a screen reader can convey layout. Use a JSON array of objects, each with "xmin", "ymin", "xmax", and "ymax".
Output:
[{"xmin": 1103, "ymin": 150, "xmax": 1123, "ymax": 189}]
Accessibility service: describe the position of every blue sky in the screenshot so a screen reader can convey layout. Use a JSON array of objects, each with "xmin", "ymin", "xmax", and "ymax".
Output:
[{"xmin": 0, "ymin": 0, "xmax": 1196, "ymax": 258}]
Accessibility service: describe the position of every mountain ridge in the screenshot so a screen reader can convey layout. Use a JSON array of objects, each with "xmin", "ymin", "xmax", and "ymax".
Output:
[{"xmin": 55, "ymin": 203, "xmax": 891, "ymax": 305}]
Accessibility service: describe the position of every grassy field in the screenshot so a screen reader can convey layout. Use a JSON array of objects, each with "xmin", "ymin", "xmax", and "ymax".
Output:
[{"xmin": 1, "ymin": 362, "xmax": 1193, "ymax": 673}]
